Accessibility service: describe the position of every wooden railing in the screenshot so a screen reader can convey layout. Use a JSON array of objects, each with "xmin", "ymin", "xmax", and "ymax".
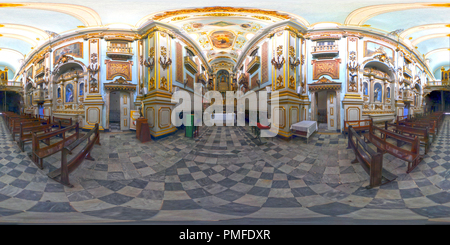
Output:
[{"xmin": 311, "ymin": 44, "xmax": 339, "ymax": 53}]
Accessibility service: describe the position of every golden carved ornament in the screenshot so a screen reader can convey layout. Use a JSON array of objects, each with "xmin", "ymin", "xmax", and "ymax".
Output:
[
  {"xmin": 289, "ymin": 76, "xmax": 295, "ymax": 89},
  {"xmin": 148, "ymin": 77, "xmax": 155, "ymax": 90},
  {"xmin": 289, "ymin": 46, "xmax": 295, "ymax": 58},
  {"xmin": 276, "ymin": 75, "xmax": 284, "ymax": 89},
  {"xmin": 151, "ymin": 6, "xmax": 291, "ymax": 21},
  {"xmin": 170, "ymin": 16, "xmax": 190, "ymax": 22},
  {"xmin": 160, "ymin": 76, "xmax": 168, "ymax": 90}
]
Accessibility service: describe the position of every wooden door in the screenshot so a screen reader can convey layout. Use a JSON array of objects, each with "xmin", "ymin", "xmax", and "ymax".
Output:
[
  {"xmin": 327, "ymin": 91, "xmax": 337, "ymax": 131},
  {"xmin": 120, "ymin": 92, "xmax": 130, "ymax": 130}
]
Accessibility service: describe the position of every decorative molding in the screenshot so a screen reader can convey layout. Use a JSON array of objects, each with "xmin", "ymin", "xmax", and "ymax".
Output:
[
  {"xmin": 347, "ymin": 51, "xmax": 359, "ymax": 92},
  {"xmin": 312, "ymin": 59, "xmax": 341, "ymax": 80},
  {"xmin": 159, "ymin": 46, "xmax": 172, "ymax": 70},
  {"xmin": 308, "ymin": 76, "xmax": 342, "ymax": 91},
  {"xmin": 104, "ymin": 77, "xmax": 136, "ymax": 91},
  {"xmin": 271, "ymin": 45, "xmax": 285, "ymax": 70},
  {"xmin": 105, "ymin": 60, "xmax": 133, "ymax": 81}
]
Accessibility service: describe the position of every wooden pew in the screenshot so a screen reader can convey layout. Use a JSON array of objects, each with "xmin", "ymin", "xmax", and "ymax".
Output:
[
  {"xmin": 9, "ymin": 118, "xmax": 42, "ymax": 141},
  {"xmin": 31, "ymin": 122, "xmax": 81, "ymax": 169},
  {"xmin": 396, "ymin": 115, "xmax": 409, "ymax": 125},
  {"xmin": 52, "ymin": 116, "xmax": 72, "ymax": 128},
  {"xmin": 364, "ymin": 122, "xmax": 422, "ymax": 174},
  {"xmin": 7, "ymin": 114, "xmax": 32, "ymax": 131},
  {"xmin": 343, "ymin": 118, "xmax": 372, "ymax": 135},
  {"xmin": 385, "ymin": 121, "xmax": 430, "ymax": 154},
  {"xmin": 47, "ymin": 123, "xmax": 100, "ymax": 187},
  {"xmin": 37, "ymin": 115, "xmax": 51, "ymax": 124},
  {"xmin": 17, "ymin": 122, "xmax": 60, "ymax": 152},
  {"xmin": 398, "ymin": 120, "xmax": 437, "ymax": 143},
  {"xmin": 347, "ymin": 125, "xmax": 397, "ymax": 188}
]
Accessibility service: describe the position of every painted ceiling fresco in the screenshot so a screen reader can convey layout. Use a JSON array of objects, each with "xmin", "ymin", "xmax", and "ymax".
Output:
[{"xmin": 2, "ymin": 1, "xmax": 450, "ymax": 80}]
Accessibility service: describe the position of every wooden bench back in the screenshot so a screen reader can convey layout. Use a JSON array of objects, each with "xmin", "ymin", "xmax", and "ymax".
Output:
[
  {"xmin": 32, "ymin": 122, "xmax": 80, "ymax": 158},
  {"xmin": 52, "ymin": 116, "xmax": 72, "ymax": 127},
  {"xmin": 386, "ymin": 122, "xmax": 428, "ymax": 139},
  {"xmin": 20, "ymin": 123, "xmax": 55, "ymax": 138},
  {"xmin": 18, "ymin": 123, "xmax": 56, "ymax": 151},
  {"xmin": 399, "ymin": 120, "xmax": 436, "ymax": 134},
  {"xmin": 369, "ymin": 123, "xmax": 420, "ymax": 162},
  {"xmin": 368, "ymin": 122, "xmax": 421, "ymax": 173},
  {"xmin": 48, "ymin": 123, "xmax": 100, "ymax": 187},
  {"xmin": 343, "ymin": 119, "xmax": 372, "ymax": 133},
  {"xmin": 396, "ymin": 115, "xmax": 409, "ymax": 124},
  {"xmin": 348, "ymin": 125, "xmax": 384, "ymax": 187}
]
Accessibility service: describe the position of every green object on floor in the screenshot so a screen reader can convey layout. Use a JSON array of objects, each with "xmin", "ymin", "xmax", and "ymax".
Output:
[{"xmin": 185, "ymin": 114, "xmax": 196, "ymax": 138}]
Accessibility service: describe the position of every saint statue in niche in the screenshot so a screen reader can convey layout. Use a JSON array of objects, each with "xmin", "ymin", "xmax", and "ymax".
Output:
[
  {"xmin": 57, "ymin": 88, "xmax": 61, "ymax": 98},
  {"xmin": 66, "ymin": 84, "xmax": 74, "ymax": 103},
  {"xmin": 79, "ymin": 83, "xmax": 84, "ymax": 96},
  {"xmin": 374, "ymin": 83, "xmax": 382, "ymax": 102},
  {"xmin": 363, "ymin": 82, "xmax": 368, "ymax": 95},
  {"xmin": 387, "ymin": 87, "xmax": 390, "ymax": 99}
]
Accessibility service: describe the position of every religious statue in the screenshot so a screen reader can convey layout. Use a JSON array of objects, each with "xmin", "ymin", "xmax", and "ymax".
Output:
[
  {"xmin": 139, "ymin": 100, "xmax": 144, "ymax": 118},
  {"xmin": 66, "ymin": 84, "xmax": 73, "ymax": 102},
  {"xmin": 374, "ymin": 84, "xmax": 382, "ymax": 102}
]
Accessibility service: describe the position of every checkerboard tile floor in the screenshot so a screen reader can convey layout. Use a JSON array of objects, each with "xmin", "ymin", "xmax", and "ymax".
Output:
[{"xmin": 2, "ymin": 115, "xmax": 450, "ymax": 223}]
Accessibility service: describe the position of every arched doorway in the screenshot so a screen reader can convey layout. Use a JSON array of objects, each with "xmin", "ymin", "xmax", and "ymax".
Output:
[
  {"xmin": 424, "ymin": 90, "xmax": 450, "ymax": 112},
  {"xmin": 0, "ymin": 91, "xmax": 21, "ymax": 113},
  {"xmin": 309, "ymin": 76, "xmax": 341, "ymax": 131}
]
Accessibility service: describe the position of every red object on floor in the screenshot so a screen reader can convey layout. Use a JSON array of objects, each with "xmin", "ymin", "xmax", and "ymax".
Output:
[{"xmin": 257, "ymin": 123, "xmax": 270, "ymax": 129}]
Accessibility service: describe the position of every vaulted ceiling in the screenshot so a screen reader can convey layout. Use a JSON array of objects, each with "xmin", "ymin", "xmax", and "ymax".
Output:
[{"xmin": 2, "ymin": 1, "xmax": 450, "ymax": 80}]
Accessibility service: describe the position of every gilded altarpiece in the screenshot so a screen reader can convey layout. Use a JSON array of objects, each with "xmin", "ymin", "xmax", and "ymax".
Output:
[{"xmin": 361, "ymin": 68, "xmax": 395, "ymax": 122}]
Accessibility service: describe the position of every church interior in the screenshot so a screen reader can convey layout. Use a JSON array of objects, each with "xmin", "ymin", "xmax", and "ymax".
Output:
[{"xmin": 1, "ymin": 1, "xmax": 450, "ymax": 225}]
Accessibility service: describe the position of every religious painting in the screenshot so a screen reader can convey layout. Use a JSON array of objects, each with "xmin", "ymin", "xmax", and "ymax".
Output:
[
  {"xmin": 26, "ymin": 67, "xmax": 32, "ymax": 78},
  {"xmin": 192, "ymin": 23, "xmax": 204, "ymax": 29},
  {"xmin": 210, "ymin": 31, "xmax": 235, "ymax": 49},
  {"xmin": 54, "ymin": 42, "xmax": 83, "ymax": 64},
  {"xmin": 66, "ymin": 84, "xmax": 74, "ymax": 103},
  {"xmin": 364, "ymin": 41, "xmax": 394, "ymax": 62},
  {"xmin": 241, "ymin": 23, "xmax": 251, "ymax": 28},
  {"xmin": 373, "ymin": 83, "xmax": 382, "ymax": 102}
]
